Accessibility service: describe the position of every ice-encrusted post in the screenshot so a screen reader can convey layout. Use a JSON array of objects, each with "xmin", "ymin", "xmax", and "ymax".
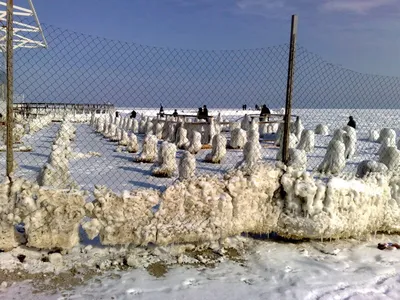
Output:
[
  {"xmin": 152, "ymin": 141, "xmax": 177, "ymax": 177},
  {"xmin": 187, "ymin": 130, "xmax": 202, "ymax": 154},
  {"xmin": 205, "ymin": 134, "xmax": 227, "ymax": 163},
  {"xmin": 282, "ymin": 14, "xmax": 298, "ymax": 164},
  {"xmin": 134, "ymin": 134, "xmax": 158, "ymax": 163},
  {"xmin": 178, "ymin": 151, "xmax": 196, "ymax": 180}
]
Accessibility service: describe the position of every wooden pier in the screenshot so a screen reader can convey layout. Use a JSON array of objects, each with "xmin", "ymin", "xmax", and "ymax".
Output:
[{"xmin": 12, "ymin": 102, "xmax": 115, "ymax": 117}]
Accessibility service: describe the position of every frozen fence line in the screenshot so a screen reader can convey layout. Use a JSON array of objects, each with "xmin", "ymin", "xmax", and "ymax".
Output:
[{"xmin": 2, "ymin": 161, "xmax": 400, "ymax": 251}]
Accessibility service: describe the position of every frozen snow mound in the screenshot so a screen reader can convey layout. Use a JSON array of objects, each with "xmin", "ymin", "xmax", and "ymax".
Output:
[
  {"xmin": 276, "ymin": 133, "xmax": 298, "ymax": 161},
  {"xmin": 369, "ymin": 130, "xmax": 379, "ymax": 142},
  {"xmin": 317, "ymin": 140, "xmax": 346, "ymax": 175},
  {"xmin": 379, "ymin": 146, "xmax": 400, "ymax": 171},
  {"xmin": 343, "ymin": 126, "xmax": 357, "ymax": 159},
  {"xmin": 287, "ymin": 148, "xmax": 307, "ymax": 171},
  {"xmin": 16, "ymin": 185, "xmax": 87, "ymax": 250},
  {"xmin": 229, "ymin": 128, "xmax": 247, "ymax": 149},
  {"xmin": 356, "ymin": 160, "xmax": 388, "ymax": 178},
  {"xmin": 178, "ymin": 151, "xmax": 196, "ymax": 180},
  {"xmin": 378, "ymin": 128, "xmax": 396, "ymax": 144},
  {"xmin": 297, "ymin": 130, "xmax": 315, "ymax": 153},
  {"xmin": 126, "ymin": 133, "xmax": 139, "ymax": 153},
  {"xmin": 205, "ymin": 134, "xmax": 227, "ymax": 164},
  {"xmin": 277, "ymin": 169, "xmax": 391, "ymax": 240},
  {"xmin": 152, "ymin": 142, "xmax": 177, "ymax": 178},
  {"xmin": 236, "ymin": 139, "xmax": 262, "ymax": 173},
  {"xmin": 176, "ymin": 127, "xmax": 190, "ymax": 149},
  {"xmin": 83, "ymin": 186, "xmax": 161, "ymax": 245},
  {"xmin": 186, "ymin": 131, "xmax": 202, "ymax": 154},
  {"xmin": 134, "ymin": 134, "xmax": 158, "ymax": 163},
  {"xmin": 157, "ymin": 164, "xmax": 282, "ymax": 244},
  {"xmin": 315, "ymin": 124, "xmax": 329, "ymax": 136}
]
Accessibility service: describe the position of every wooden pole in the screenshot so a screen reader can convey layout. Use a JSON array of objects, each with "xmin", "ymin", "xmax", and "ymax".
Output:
[
  {"xmin": 6, "ymin": 0, "xmax": 14, "ymax": 178},
  {"xmin": 282, "ymin": 14, "xmax": 298, "ymax": 164}
]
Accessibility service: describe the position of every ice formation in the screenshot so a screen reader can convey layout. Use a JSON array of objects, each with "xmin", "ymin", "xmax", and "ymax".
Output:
[
  {"xmin": 356, "ymin": 160, "xmax": 388, "ymax": 178},
  {"xmin": 126, "ymin": 133, "xmax": 139, "ymax": 153},
  {"xmin": 138, "ymin": 118, "xmax": 146, "ymax": 134},
  {"xmin": 37, "ymin": 122, "xmax": 77, "ymax": 189},
  {"xmin": 287, "ymin": 148, "xmax": 307, "ymax": 171},
  {"xmin": 229, "ymin": 122, "xmax": 241, "ymax": 132},
  {"xmin": 176, "ymin": 127, "xmax": 190, "ymax": 149},
  {"xmin": 13, "ymin": 124, "xmax": 25, "ymax": 144},
  {"xmin": 16, "ymin": 186, "xmax": 86, "ymax": 250},
  {"xmin": 83, "ymin": 164, "xmax": 282, "ymax": 245},
  {"xmin": 236, "ymin": 133, "xmax": 262, "ymax": 172},
  {"xmin": 186, "ymin": 131, "xmax": 202, "ymax": 154},
  {"xmin": 378, "ymin": 128, "xmax": 396, "ymax": 144},
  {"xmin": 154, "ymin": 122, "xmax": 164, "ymax": 139},
  {"xmin": 315, "ymin": 124, "xmax": 329, "ymax": 136},
  {"xmin": 292, "ymin": 117, "xmax": 304, "ymax": 140},
  {"xmin": 131, "ymin": 119, "xmax": 139, "ymax": 133},
  {"xmin": 276, "ymin": 133, "xmax": 298, "ymax": 161},
  {"xmin": 134, "ymin": 134, "xmax": 158, "ymax": 163},
  {"xmin": 274, "ymin": 123, "xmax": 284, "ymax": 146},
  {"xmin": 152, "ymin": 142, "xmax": 177, "ymax": 177},
  {"xmin": 178, "ymin": 151, "xmax": 196, "ymax": 180},
  {"xmin": 378, "ymin": 137, "xmax": 396, "ymax": 156},
  {"xmin": 379, "ymin": 146, "xmax": 400, "ymax": 171},
  {"xmin": 297, "ymin": 130, "xmax": 315, "ymax": 153},
  {"xmin": 145, "ymin": 119, "xmax": 154, "ymax": 135},
  {"xmin": 343, "ymin": 126, "xmax": 357, "ymax": 159},
  {"xmin": 369, "ymin": 130, "xmax": 379, "ymax": 142},
  {"xmin": 277, "ymin": 169, "xmax": 389, "ymax": 239},
  {"xmin": 241, "ymin": 114, "xmax": 251, "ymax": 131},
  {"xmin": 205, "ymin": 134, "xmax": 227, "ymax": 164},
  {"xmin": 317, "ymin": 140, "xmax": 346, "ymax": 175},
  {"xmin": 0, "ymin": 179, "xmax": 18, "ymax": 251},
  {"xmin": 229, "ymin": 128, "xmax": 247, "ymax": 149},
  {"xmin": 249, "ymin": 118, "xmax": 259, "ymax": 134},
  {"xmin": 118, "ymin": 130, "xmax": 130, "ymax": 146}
]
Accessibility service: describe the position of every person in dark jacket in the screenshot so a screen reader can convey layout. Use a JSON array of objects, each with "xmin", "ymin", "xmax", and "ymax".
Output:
[
  {"xmin": 172, "ymin": 109, "xmax": 178, "ymax": 118},
  {"xmin": 202, "ymin": 105, "xmax": 208, "ymax": 117},
  {"xmin": 130, "ymin": 110, "xmax": 137, "ymax": 119},
  {"xmin": 115, "ymin": 111, "xmax": 120, "ymax": 118},
  {"xmin": 347, "ymin": 116, "xmax": 356, "ymax": 129},
  {"xmin": 159, "ymin": 104, "xmax": 164, "ymax": 117},
  {"xmin": 260, "ymin": 104, "xmax": 271, "ymax": 122}
]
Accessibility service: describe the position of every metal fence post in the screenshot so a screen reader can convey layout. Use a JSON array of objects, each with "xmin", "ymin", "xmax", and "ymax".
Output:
[
  {"xmin": 282, "ymin": 14, "xmax": 298, "ymax": 164},
  {"xmin": 6, "ymin": 0, "xmax": 14, "ymax": 178}
]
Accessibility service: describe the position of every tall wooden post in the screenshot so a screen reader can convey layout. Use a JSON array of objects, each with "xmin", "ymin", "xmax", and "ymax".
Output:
[
  {"xmin": 6, "ymin": 0, "xmax": 14, "ymax": 178},
  {"xmin": 282, "ymin": 15, "xmax": 298, "ymax": 164}
]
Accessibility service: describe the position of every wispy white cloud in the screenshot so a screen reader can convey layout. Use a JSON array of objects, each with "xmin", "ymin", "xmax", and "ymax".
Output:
[{"xmin": 320, "ymin": 0, "xmax": 397, "ymax": 14}]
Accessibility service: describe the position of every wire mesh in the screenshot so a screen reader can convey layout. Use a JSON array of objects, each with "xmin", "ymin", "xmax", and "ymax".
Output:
[{"xmin": 1, "ymin": 24, "xmax": 400, "ymax": 193}]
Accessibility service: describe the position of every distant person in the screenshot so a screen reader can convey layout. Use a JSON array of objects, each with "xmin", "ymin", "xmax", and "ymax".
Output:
[
  {"xmin": 130, "ymin": 110, "xmax": 137, "ymax": 119},
  {"xmin": 347, "ymin": 116, "xmax": 356, "ymax": 129},
  {"xmin": 172, "ymin": 109, "xmax": 178, "ymax": 118},
  {"xmin": 197, "ymin": 107, "xmax": 203, "ymax": 119},
  {"xmin": 255, "ymin": 104, "xmax": 260, "ymax": 111},
  {"xmin": 242, "ymin": 104, "xmax": 247, "ymax": 110},
  {"xmin": 159, "ymin": 104, "xmax": 164, "ymax": 117},
  {"xmin": 115, "ymin": 111, "xmax": 120, "ymax": 118},
  {"xmin": 260, "ymin": 104, "xmax": 271, "ymax": 122},
  {"xmin": 202, "ymin": 105, "xmax": 208, "ymax": 117}
]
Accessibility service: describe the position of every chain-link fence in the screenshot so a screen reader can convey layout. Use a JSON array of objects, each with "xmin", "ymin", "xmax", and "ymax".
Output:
[{"xmin": 1, "ymin": 23, "xmax": 400, "ymax": 194}]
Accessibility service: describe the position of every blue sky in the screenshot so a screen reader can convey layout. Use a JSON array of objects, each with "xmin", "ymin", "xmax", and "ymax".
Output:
[
  {"xmin": 28, "ymin": 0, "xmax": 400, "ymax": 77},
  {"xmin": 8, "ymin": 0, "xmax": 400, "ymax": 109}
]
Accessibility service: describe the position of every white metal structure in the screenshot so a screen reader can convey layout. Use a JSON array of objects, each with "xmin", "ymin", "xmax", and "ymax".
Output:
[{"xmin": 0, "ymin": 0, "xmax": 47, "ymax": 51}]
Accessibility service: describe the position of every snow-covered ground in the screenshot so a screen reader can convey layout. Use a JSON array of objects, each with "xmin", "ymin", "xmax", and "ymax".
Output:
[
  {"xmin": 0, "ymin": 108, "xmax": 397, "ymax": 193},
  {"xmin": 1, "ymin": 235, "xmax": 400, "ymax": 300}
]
